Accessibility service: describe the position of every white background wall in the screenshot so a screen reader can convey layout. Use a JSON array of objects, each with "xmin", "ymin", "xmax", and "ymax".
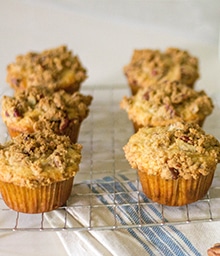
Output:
[{"xmin": 0, "ymin": 0, "xmax": 220, "ymax": 91}]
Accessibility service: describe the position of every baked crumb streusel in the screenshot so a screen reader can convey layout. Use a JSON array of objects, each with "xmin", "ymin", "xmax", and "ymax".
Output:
[
  {"xmin": 120, "ymin": 81, "xmax": 213, "ymax": 128},
  {"xmin": 6, "ymin": 45, "xmax": 87, "ymax": 93},
  {"xmin": 124, "ymin": 47, "xmax": 199, "ymax": 94},
  {"xmin": 0, "ymin": 130, "xmax": 82, "ymax": 188}
]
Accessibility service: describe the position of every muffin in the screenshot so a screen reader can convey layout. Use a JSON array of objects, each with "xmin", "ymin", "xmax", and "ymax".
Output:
[
  {"xmin": 1, "ymin": 86, "xmax": 92, "ymax": 143},
  {"xmin": 207, "ymin": 243, "xmax": 220, "ymax": 256},
  {"xmin": 6, "ymin": 45, "xmax": 87, "ymax": 93},
  {"xmin": 124, "ymin": 47, "xmax": 199, "ymax": 95},
  {"xmin": 123, "ymin": 122, "xmax": 220, "ymax": 206},
  {"xmin": 0, "ymin": 129, "xmax": 82, "ymax": 213},
  {"xmin": 120, "ymin": 81, "xmax": 213, "ymax": 132}
]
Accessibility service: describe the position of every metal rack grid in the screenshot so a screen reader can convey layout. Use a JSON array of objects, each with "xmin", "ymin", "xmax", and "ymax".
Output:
[{"xmin": 0, "ymin": 86, "xmax": 219, "ymax": 232}]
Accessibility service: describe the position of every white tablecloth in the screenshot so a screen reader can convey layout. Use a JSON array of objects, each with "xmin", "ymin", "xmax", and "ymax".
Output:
[{"xmin": 45, "ymin": 176, "xmax": 220, "ymax": 256}]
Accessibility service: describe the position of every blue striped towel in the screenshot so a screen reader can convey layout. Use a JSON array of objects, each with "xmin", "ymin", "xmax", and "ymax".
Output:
[{"xmin": 46, "ymin": 174, "xmax": 220, "ymax": 256}]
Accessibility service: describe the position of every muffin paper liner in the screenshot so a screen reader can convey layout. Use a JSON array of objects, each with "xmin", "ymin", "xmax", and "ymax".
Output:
[
  {"xmin": 138, "ymin": 170, "xmax": 214, "ymax": 206},
  {"xmin": 0, "ymin": 177, "xmax": 74, "ymax": 213}
]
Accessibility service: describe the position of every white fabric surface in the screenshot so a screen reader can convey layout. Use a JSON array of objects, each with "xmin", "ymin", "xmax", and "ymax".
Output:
[{"xmin": 46, "ymin": 177, "xmax": 220, "ymax": 256}]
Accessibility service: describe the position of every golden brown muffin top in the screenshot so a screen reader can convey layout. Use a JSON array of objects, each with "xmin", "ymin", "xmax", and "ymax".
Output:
[
  {"xmin": 1, "ymin": 86, "xmax": 92, "ymax": 133},
  {"xmin": 6, "ymin": 45, "xmax": 87, "ymax": 92},
  {"xmin": 123, "ymin": 122, "xmax": 220, "ymax": 180},
  {"xmin": 124, "ymin": 47, "xmax": 199, "ymax": 90},
  {"xmin": 120, "ymin": 81, "xmax": 213, "ymax": 127},
  {"xmin": 0, "ymin": 130, "xmax": 82, "ymax": 188}
]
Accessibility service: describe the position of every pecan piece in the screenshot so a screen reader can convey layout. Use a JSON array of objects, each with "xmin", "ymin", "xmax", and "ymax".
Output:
[
  {"xmin": 13, "ymin": 108, "xmax": 21, "ymax": 117},
  {"xmin": 180, "ymin": 135, "xmax": 193, "ymax": 144},
  {"xmin": 165, "ymin": 104, "xmax": 176, "ymax": 118},
  {"xmin": 59, "ymin": 118, "xmax": 70, "ymax": 131},
  {"xmin": 169, "ymin": 168, "xmax": 179, "ymax": 180},
  {"xmin": 151, "ymin": 69, "xmax": 158, "ymax": 76},
  {"xmin": 143, "ymin": 91, "xmax": 150, "ymax": 100},
  {"xmin": 11, "ymin": 78, "xmax": 21, "ymax": 87}
]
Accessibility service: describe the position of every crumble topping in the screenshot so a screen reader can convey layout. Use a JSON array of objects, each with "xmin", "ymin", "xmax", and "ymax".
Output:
[
  {"xmin": 0, "ymin": 130, "xmax": 82, "ymax": 188},
  {"xmin": 123, "ymin": 122, "xmax": 220, "ymax": 180},
  {"xmin": 124, "ymin": 47, "xmax": 199, "ymax": 89},
  {"xmin": 120, "ymin": 81, "xmax": 213, "ymax": 127},
  {"xmin": 1, "ymin": 86, "xmax": 93, "ymax": 134},
  {"xmin": 6, "ymin": 45, "xmax": 87, "ymax": 91}
]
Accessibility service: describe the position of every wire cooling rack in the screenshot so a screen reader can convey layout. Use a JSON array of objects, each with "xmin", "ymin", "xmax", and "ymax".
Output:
[{"xmin": 0, "ymin": 85, "xmax": 219, "ymax": 232}]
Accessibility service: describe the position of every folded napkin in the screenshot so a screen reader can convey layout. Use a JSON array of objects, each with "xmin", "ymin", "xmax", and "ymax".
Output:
[{"xmin": 45, "ymin": 174, "xmax": 220, "ymax": 256}]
